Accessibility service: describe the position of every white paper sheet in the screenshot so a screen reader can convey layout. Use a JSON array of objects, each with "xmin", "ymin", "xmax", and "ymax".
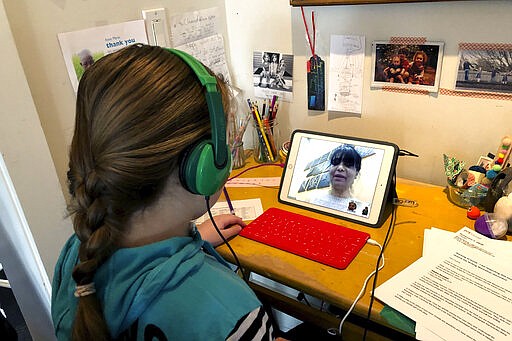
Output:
[
  {"xmin": 194, "ymin": 198, "xmax": 263, "ymax": 224},
  {"xmin": 422, "ymin": 227, "xmax": 454, "ymax": 258},
  {"xmin": 415, "ymin": 325, "xmax": 446, "ymax": 341},
  {"xmin": 376, "ymin": 227, "xmax": 512, "ymax": 341},
  {"xmin": 176, "ymin": 34, "xmax": 231, "ymax": 84},
  {"xmin": 58, "ymin": 20, "xmax": 148, "ymax": 93},
  {"xmin": 328, "ymin": 35, "xmax": 365, "ymax": 114},
  {"xmin": 169, "ymin": 7, "xmax": 220, "ymax": 47}
]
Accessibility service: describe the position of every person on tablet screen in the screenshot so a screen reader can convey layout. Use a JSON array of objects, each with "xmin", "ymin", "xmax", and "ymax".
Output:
[
  {"xmin": 329, "ymin": 145, "xmax": 361, "ymax": 198},
  {"xmin": 306, "ymin": 145, "xmax": 370, "ymax": 216}
]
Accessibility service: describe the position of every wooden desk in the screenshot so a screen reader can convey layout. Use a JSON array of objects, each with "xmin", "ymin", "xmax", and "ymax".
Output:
[{"xmin": 216, "ymin": 159, "xmax": 511, "ymax": 340}]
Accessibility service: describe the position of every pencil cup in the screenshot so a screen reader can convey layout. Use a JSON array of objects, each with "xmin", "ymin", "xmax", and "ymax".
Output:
[
  {"xmin": 252, "ymin": 119, "xmax": 280, "ymax": 164},
  {"xmin": 231, "ymin": 141, "xmax": 246, "ymax": 169}
]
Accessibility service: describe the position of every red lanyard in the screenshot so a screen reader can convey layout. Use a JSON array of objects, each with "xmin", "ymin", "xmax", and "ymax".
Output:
[{"xmin": 301, "ymin": 7, "xmax": 316, "ymax": 58}]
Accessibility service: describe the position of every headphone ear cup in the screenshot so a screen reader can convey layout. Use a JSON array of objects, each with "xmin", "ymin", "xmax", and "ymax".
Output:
[{"xmin": 179, "ymin": 140, "xmax": 231, "ymax": 196}]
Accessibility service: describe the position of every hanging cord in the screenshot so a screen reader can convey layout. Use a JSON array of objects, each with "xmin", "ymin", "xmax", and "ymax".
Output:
[
  {"xmin": 205, "ymin": 196, "xmax": 248, "ymax": 281},
  {"xmin": 362, "ymin": 173, "xmax": 398, "ymax": 340},
  {"xmin": 328, "ymin": 239, "xmax": 385, "ymax": 337},
  {"xmin": 300, "ymin": 6, "xmax": 316, "ymax": 58}
]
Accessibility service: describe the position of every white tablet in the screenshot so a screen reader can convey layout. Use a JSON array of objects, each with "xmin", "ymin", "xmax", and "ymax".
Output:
[{"xmin": 278, "ymin": 130, "xmax": 399, "ymax": 228}]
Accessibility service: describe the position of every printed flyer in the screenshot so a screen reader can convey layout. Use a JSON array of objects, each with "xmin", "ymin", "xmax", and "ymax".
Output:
[{"xmin": 58, "ymin": 20, "xmax": 148, "ymax": 92}]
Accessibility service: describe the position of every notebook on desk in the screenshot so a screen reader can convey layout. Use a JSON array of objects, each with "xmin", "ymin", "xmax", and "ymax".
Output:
[{"xmin": 239, "ymin": 130, "xmax": 399, "ymax": 269}]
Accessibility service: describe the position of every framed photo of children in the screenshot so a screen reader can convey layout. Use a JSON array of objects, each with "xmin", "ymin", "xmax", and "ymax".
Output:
[
  {"xmin": 455, "ymin": 44, "xmax": 512, "ymax": 93},
  {"xmin": 371, "ymin": 41, "xmax": 444, "ymax": 92}
]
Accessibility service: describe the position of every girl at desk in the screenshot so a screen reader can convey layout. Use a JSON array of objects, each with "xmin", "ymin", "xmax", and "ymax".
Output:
[{"xmin": 51, "ymin": 44, "xmax": 287, "ymax": 340}]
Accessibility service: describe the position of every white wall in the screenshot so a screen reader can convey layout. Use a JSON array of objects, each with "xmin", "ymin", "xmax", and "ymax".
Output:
[
  {"xmin": 1, "ymin": 1, "xmax": 69, "ymax": 337},
  {"xmin": 287, "ymin": 0, "xmax": 512, "ymax": 186},
  {"xmin": 0, "ymin": 0, "xmax": 70, "ymax": 281},
  {"xmin": 225, "ymin": 0, "xmax": 293, "ymax": 97},
  {"xmin": 0, "ymin": 155, "xmax": 55, "ymax": 340}
]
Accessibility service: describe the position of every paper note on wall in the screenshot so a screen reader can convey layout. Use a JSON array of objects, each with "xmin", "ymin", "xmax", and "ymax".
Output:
[
  {"xmin": 176, "ymin": 34, "xmax": 231, "ymax": 84},
  {"xmin": 169, "ymin": 7, "xmax": 220, "ymax": 47},
  {"xmin": 57, "ymin": 20, "xmax": 148, "ymax": 93},
  {"xmin": 327, "ymin": 35, "xmax": 365, "ymax": 114},
  {"xmin": 169, "ymin": 7, "xmax": 231, "ymax": 84}
]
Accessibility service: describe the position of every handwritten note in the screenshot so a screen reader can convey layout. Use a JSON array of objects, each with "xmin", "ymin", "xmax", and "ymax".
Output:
[
  {"xmin": 328, "ymin": 35, "xmax": 365, "ymax": 114},
  {"xmin": 176, "ymin": 34, "xmax": 231, "ymax": 84},
  {"xmin": 170, "ymin": 7, "xmax": 220, "ymax": 47}
]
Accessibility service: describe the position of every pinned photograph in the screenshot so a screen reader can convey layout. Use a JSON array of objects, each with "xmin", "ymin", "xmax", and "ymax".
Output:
[
  {"xmin": 371, "ymin": 41, "xmax": 444, "ymax": 92},
  {"xmin": 253, "ymin": 51, "xmax": 294, "ymax": 102},
  {"xmin": 455, "ymin": 43, "xmax": 512, "ymax": 93}
]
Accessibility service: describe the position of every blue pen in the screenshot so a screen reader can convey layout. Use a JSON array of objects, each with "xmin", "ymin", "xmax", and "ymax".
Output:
[{"xmin": 223, "ymin": 187, "xmax": 235, "ymax": 215}]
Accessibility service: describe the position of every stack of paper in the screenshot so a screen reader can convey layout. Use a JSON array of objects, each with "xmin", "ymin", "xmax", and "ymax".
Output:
[{"xmin": 375, "ymin": 227, "xmax": 512, "ymax": 341}]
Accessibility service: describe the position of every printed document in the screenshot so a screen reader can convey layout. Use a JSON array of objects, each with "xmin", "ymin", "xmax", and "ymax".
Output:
[{"xmin": 375, "ymin": 227, "xmax": 512, "ymax": 341}]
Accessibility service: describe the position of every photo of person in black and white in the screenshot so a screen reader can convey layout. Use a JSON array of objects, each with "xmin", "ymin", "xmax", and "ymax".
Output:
[{"xmin": 253, "ymin": 51, "xmax": 294, "ymax": 94}]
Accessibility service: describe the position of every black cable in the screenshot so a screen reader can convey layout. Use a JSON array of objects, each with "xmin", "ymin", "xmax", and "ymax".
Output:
[
  {"xmin": 398, "ymin": 149, "xmax": 419, "ymax": 157},
  {"xmin": 363, "ymin": 172, "xmax": 398, "ymax": 341},
  {"xmin": 205, "ymin": 196, "xmax": 248, "ymax": 281},
  {"xmin": 297, "ymin": 292, "xmax": 311, "ymax": 307}
]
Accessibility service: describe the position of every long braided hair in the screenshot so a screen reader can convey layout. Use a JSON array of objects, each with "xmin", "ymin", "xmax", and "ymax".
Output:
[{"xmin": 66, "ymin": 44, "xmax": 231, "ymax": 340}]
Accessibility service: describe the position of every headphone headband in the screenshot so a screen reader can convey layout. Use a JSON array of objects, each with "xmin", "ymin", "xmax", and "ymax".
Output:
[{"xmin": 164, "ymin": 48, "xmax": 228, "ymax": 168}]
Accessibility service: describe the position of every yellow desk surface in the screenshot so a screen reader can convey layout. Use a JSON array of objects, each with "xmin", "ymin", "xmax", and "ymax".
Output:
[{"xmin": 216, "ymin": 159, "xmax": 511, "ymax": 338}]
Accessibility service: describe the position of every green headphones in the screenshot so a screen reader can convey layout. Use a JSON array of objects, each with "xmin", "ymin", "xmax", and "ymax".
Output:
[{"xmin": 164, "ymin": 48, "xmax": 231, "ymax": 196}]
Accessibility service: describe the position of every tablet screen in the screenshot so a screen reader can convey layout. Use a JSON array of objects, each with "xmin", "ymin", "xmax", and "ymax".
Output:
[{"xmin": 278, "ymin": 130, "xmax": 399, "ymax": 227}]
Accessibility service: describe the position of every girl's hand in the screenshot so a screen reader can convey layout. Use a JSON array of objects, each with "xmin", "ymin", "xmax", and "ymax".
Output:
[{"xmin": 197, "ymin": 214, "xmax": 246, "ymax": 247}]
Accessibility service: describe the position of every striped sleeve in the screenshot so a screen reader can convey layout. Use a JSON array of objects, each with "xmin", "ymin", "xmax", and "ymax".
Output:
[{"xmin": 226, "ymin": 306, "xmax": 278, "ymax": 341}]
